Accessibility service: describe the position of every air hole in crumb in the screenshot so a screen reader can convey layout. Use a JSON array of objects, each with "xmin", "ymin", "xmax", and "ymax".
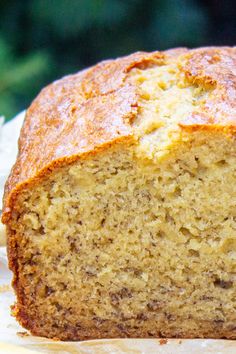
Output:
[
  {"xmin": 165, "ymin": 212, "xmax": 174, "ymax": 224},
  {"xmin": 157, "ymin": 231, "xmax": 165, "ymax": 238},
  {"xmin": 147, "ymin": 300, "xmax": 163, "ymax": 311},
  {"xmin": 69, "ymin": 241, "xmax": 79, "ymax": 253},
  {"xmin": 136, "ymin": 313, "xmax": 148, "ymax": 321},
  {"xmin": 38, "ymin": 226, "xmax": 44, "ymax": 235},
  {"xmin": 174, "ymin": 187, "xmax": 181, "ymax": 197},
  {"xmin": 55, "ymin": 302, "xmax": 63, "ymax": 311},
  {"xmin": 214, "ymin": 279, "xmax": 233, "ymax": 289},
  {"xmin": 45, "ymin": 286, "xmax": 55, "ymax": 296},
  {"xmin": 216, "ymin": 160, "xmax": 227, "ymax": 167},
  {"xmin": 180, "ymin": 227, "xmax": 192, "ymax": 237},
  {"xmin": 188, "ymin": 249, "xmax": 199, "ymax": 257}
]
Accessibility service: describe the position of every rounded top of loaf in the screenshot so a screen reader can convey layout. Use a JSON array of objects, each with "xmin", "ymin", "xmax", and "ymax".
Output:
[{"xmin": 2, "ymin": 46, "xmax": 236, "ymax": 222}]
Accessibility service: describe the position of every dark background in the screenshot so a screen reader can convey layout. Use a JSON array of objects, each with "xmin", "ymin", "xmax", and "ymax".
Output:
[{"xmin": 0, "ymin": 0, "xmax": 235, "ymax": 121}]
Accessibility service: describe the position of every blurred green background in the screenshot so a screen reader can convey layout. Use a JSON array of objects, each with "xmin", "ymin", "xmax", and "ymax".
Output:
[{"xmin": 0, "ymin": 0, "xmax": 235, "ymax": 121}]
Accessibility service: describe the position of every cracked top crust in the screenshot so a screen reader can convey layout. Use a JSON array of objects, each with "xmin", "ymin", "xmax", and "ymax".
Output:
[{"xmin": 2, "ymin": 47, "xmax": 236, "ymax": 222}]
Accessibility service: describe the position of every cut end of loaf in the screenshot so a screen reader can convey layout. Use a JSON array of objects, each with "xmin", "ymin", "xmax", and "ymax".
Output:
[{"xmin": 8, "ymin": 131, "xmax": 236, "ymax": 340}]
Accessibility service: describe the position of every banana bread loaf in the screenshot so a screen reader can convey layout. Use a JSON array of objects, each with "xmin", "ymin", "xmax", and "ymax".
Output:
[{"xmin": 2, "ymin": 47, "xmax": 236, "ymax": 340}]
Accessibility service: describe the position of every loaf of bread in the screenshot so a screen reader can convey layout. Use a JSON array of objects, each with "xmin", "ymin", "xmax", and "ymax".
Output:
[{"xmin": 2, "ymin": 47, "xmax": 236, "ymax": 340}]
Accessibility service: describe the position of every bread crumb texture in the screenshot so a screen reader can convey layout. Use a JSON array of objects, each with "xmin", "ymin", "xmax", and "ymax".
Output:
[{"xmin": 4, "ymin": 47, "xmax": 236, "ymax": 340}]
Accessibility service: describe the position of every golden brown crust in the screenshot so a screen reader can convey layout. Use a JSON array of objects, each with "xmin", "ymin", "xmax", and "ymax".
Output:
[
  {"xmin": 2, "ymin": 47, "xmax": 236, "ymax": 223},
  {"xmin": 179, "ymin": 47, "xmax": 236, "ymax": 130}
]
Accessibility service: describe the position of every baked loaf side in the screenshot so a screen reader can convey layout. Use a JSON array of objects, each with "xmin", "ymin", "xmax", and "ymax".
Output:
[{"xmin": 2, "ymin": 47, "xmax": 236, "ymax": 340}]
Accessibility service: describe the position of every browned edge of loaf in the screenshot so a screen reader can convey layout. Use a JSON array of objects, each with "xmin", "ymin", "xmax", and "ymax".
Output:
[{"xmin": 1, "ymin": 46, "xmax": 236, "ymax": 338}]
